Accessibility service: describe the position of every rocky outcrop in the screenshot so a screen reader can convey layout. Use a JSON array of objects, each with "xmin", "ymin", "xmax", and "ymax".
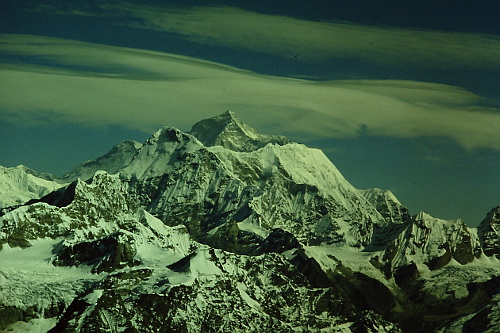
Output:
[{"xmin": 53, "ymin": 231, "xmax": 139, "ymax": 273}]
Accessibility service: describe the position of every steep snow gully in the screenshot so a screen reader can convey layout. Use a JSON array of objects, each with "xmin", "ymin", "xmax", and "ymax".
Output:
[{"xmin": 0, "ymin": 111, "xmax": 499, "ymax": 332}]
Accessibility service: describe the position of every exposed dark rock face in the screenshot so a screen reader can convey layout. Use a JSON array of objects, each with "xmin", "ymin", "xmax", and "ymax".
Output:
[
  {"xmin": 53, "ymin": 231, "xmax": 139, "ymax": 273},
  {"xmin": 256, "ymin": 228, "xmax": 300, "ymax": 254},
  {"xmin": 34, "ymin": 181, "xmax": 77, "ymax": 208},
  {"xmin": 393, "ymin": 262, "xmax": 420, "ymax": 290},
  {"xmin": 350, "ymin": 311, "xmax": 402, "ymax": 333},
  {"xmin": 0, "ymin": 181, "xmax": 76, "ymax": 218},
  {"xmin": 166, "ymin": 252, "xmax": 197, "ymax": 272},
  {"xmin": 426, "ymin": 244, "xmax": 453, "ymax": 270},
  {"xmin": 290, "ymin": 248, "xmax": 334, "ymax": 288},
  {"xmin": 0, "ymin": 303, "xmax": 66, "ymax": 332},
  {"xmin": 461, "ymin": 293, "xmax": 500, "ymax": 333},
  {"xmin": 46, "ymin": 251, "xmax": 373, "ymax": 332},
  {"xmin": 328, "ymin": 264, "xmax": 397, "ymax": 317}
]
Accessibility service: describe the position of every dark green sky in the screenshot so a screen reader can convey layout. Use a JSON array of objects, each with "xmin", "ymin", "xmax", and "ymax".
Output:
[{"xmin": 1, "ymin": 0, "xmax": 499, "ymax": 226}]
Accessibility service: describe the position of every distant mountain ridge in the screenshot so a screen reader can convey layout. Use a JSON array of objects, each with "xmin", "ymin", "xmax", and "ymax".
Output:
[{"xmin": 0, "ymin": 111, "xmax": 498, "ymax": 332}]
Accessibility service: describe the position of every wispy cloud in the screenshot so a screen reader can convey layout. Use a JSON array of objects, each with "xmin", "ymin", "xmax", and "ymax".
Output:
[
  {"xmin": 32, "ymin": 3, "xmax": 500, "ymax": 70},
  {"xmin": 1, "ymin": 34, "xmax": 499, "ymax": 151}
]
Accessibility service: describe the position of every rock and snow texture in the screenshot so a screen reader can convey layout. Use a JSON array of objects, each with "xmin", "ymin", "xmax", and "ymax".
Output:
[
  {"xmin": 117, "ymin": 112, "xmax": 386, "ymax": 248},
  {"xmin": 0, "ymin": 111, "xmax": 499, "ymax": 333},
  {"xmin": 0, "ymin": 171, "xmax": 389, "ymax": 332},
  {"xmin": 0, "ymin": 165, "xmax": 66, "ymax": 208},
  {"xmin": 478, "ymin": 206, "xmax": 500, "ymax": 258},
  {"xmin": 380, "ymin": 211, "xmax": 482, "ymax": 270}
]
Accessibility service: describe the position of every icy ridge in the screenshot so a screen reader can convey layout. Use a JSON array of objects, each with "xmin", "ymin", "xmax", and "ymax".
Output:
[
  {"xmin": 0, "ymin": 171, "xmax": 195, "ymax": 331},
  {"xmin": 0, "ymin": 171, "xmax": 191, "ymax": 254},
  {"xmin": 211, "ymin": 143, "xmax": 385, "ymax": 245},
  {"xmin": 0, "ymin": 165, "xmax": 66, "ymax": 208},
  {"xmin": 62, "ymin": 140, "xmax": 142, "ymax": 181},
  {"xmin": 121, "ymin": 127, "xmax": 204, "ymax": 179}
]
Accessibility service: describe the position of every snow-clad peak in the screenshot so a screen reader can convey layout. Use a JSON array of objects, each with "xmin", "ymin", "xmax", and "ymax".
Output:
[
  {"xmin": 13, "ymin": 165, "xmax": 57, "ymax": 181},
  {"xmin": 122, "ymin": 127, "xmax": 204, "ymax": 179},
  {"xmin": 189, "ymin": 110, "xmax": 258, "ymax": 147},
  {"xmin": 360, "ymin": 188, "xmax": 401, "ymax": 205},
  {"xmin": 412, "ymin": 210, "xmax": 466, "ymax": 229},
  {"xmin": 0, "ymin": 165, "xmax": 66, "ymax": 208},
  {"xmin": 261, "ymin": 143, "xmax": 354, "ymax": 196},
  {"xmin": 360, "ymin": 188, "xmax": 410, "ymax": 224},
  {"xmin": 62, "ymin": 140, "xmax": 142, "ymax": 182},
  {"xmin": 115, "ymin": 139, "xmax": 143, "ymax": 151},
  {"xmin": 414, "ymin": 211, "xmax": 435, "ymax": 222},
  {"xmin": 381, "ymin": 209, "xmax": 482, "ymax": 269},
  {"xmin": 189, "ymin": 111, "xmax": 291, "ymax": 152},
  {"xmin": 146, "ymin": 126, "xmax": 201, "ymax": 146},
  {"xmin": 190, "ymin": 110, "xmax": 251, "ymax": 140},
  {"xmin": 14, "ymin": 164, "xmax": 37, "ymax": 174},
  {"xmin": 480, "ymin": 206, "xmax": 500, "ymax": 224}
]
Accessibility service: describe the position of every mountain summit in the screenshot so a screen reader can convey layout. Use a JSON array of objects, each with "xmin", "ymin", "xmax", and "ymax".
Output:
[
  {"xmin": 189, "ymin": 110, "xmax": 291, "ymax": 152},
  {"xmin": 0, "ymin": 111, "xmax": 499, "ymax": 332}
]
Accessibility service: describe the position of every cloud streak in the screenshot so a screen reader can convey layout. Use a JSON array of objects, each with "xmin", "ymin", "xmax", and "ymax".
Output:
[
  {"xmin": 1, "ymin": 34, "xmax": 499, "ymax": 151},
  {"xmin": 33, "ymin": 3, "xmax": 500, "ymax": 71}
]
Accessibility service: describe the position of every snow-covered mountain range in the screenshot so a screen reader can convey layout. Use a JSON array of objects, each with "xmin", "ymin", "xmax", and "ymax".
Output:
[{"xmin": 0, "ymin": 111, "xmax": 498, "ymax": 332}]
